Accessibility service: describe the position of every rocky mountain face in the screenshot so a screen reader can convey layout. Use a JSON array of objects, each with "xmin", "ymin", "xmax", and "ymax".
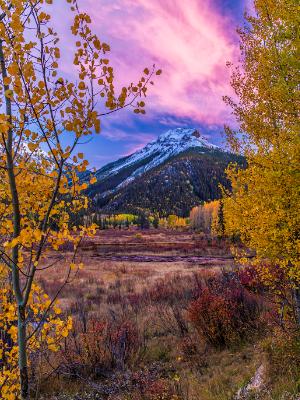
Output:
[{"xmin": 88, "ymin": 128, "xmax": 244, "ymax": 216}]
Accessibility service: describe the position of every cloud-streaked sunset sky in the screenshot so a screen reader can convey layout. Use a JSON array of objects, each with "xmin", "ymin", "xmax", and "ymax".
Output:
[{"xmin": 55, "ymin": 0, "xmax": 250, "ymax": 167}]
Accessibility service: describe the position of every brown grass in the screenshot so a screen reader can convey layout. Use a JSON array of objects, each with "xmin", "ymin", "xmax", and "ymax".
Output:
[
  {"xmin": 37, "ymin": 228, "xmax": 234, "ymax": 309},
  {"xmin": 34, "ymin": 229, "xmax": 298, "ymax": 400}
]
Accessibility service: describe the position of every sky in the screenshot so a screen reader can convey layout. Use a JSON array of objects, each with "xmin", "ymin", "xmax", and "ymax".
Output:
[{"xmin": 53, "ymin": 0, "xmax": 251, "ymax": 168}]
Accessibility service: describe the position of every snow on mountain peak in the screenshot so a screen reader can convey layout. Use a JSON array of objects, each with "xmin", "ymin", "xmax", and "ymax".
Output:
[
  {"xmin": 95, "ymin": 127, "xmax": 219, "ymax": 196},
  {"xmin": 156, "ymin": 127, "xmax": 217, "ymax": 149}
]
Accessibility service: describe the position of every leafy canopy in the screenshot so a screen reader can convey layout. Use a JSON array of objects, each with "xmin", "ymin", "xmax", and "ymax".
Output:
[{"xmin": 223, "ymin": 0, "xmax": 299, "ymax": 285}]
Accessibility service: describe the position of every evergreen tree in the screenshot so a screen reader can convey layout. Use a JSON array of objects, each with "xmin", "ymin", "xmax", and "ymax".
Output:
[
  {"xmin": 153, "ymin": 216, "xmax": 159, "ymax": 229},
  {"xmin": 139, "ymin": 213, "xmax": 150, "ymax": 229}
]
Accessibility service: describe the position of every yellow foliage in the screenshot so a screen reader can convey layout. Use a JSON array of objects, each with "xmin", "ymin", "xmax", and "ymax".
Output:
[
  {"xmin": 159, "ymin": 215, "xmax": 187, "ymax": 229},
  {"xmin": 190, "ymin": 200, "xmax": 220, "ymax": 234},
  {"xmin": 0, "ymin": 265, "xmax": 72, "ymax": 399},
  {"xmin": 223, "ymin": 0, "xmax": 300, "ymax": 285},
  {"xmin": 167, "ymin": 215, "xmax": 187, "ymax": 228}
]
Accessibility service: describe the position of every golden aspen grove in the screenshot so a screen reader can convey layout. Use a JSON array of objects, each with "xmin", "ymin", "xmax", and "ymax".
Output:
[{"xmin": 223, "ymin": 0, "xmax": 300, "ymax": 322}]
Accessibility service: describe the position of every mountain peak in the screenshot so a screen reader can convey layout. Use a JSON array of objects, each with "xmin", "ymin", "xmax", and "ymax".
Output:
[
  {"xmin": 89, "ymin": 127, "xmax": 242, "ymax": 215},
  {"xmin": 94, "ymin": 127, "xmax": 220, "ymax": 198},
  {"xmin": 156, "ymin": 127, "xmax": 217, "ymax": 149}
]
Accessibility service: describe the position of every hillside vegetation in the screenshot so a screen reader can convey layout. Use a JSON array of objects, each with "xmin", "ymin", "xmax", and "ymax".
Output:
[{"xmin": 91, "ymin": 148, "xmax": 244, "ymax": 216}]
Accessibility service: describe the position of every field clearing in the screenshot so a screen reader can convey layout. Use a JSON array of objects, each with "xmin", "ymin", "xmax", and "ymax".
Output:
[{"xmin": 38, "ymin": 228, "xmax": 235, "ymax": 306}]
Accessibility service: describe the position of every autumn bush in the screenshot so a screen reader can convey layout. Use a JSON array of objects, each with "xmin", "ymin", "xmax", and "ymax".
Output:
[
  {"xmin": 60, "ymin": 312, "xmax": 142, "ymax": 381},
  {"xmin": 188, "ymin": 272, "xmax": 264, "ymax": 348},
  {"xmin": 61, "ymin": 317, "xmax": 110, "ymax": 379},
  {"xmin": 106, "ymin": 318, "xmax": 140, "ymax": 369},
  {"xmin": 237, "ymin": 264, "xmax": 300, "ymax": 329}
]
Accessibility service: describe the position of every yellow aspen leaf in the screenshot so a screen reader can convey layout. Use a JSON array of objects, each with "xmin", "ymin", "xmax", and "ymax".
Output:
[
  {"xmin": 27, "ymin": 142, "xmax": 38, "ymax": 152},
  {"xmin": 70, "ymin": 262, "xmax": 76, "ymax": 270},
  {"xmin": 94, "ymin": 119, "xmax": 100, "ymax": 133},
  {"xmin": 78, "ymin": 262, "xmax": 84, "ymax": 270},
  {"xmin": 3, "ymin": 76, "xmax": 11, "ymax": 85},
  {"xmin": 102, "ymin": 43, "xmax": 110, "ymax": 52}
]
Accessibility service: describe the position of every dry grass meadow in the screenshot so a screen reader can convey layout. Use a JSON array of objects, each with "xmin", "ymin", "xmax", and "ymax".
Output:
[{"xmin": 33, "ymin": 229, "xmax": 299, "ymax": 400}]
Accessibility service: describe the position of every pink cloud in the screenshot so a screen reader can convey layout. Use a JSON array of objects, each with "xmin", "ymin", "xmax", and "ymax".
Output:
[
  {"xmin": 49, "ymin": 0, "xmax": 242, "ymax": 130},
  {"xmin": 78, "ymin": 0, "xmax": 240, "ymax": 126}
]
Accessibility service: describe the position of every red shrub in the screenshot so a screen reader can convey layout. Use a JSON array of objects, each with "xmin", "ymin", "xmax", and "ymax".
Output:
[
  {"xmin": 60, "ymin": 314, "xmax": 141, "ymax": 379},
  {"xmin": 189, "ymin": 288, "xmax": 232, "ymax": 347},
  {"xmin": 61, "ymin": 317, "xmax": 110, "ymax": 378},
  {"xmin": 106, "ymin": 319, "xmax": 139, "ymax": 369},
  {"xmin": 188, "ymin": 272, "xmax": 264, "ymax": 348}
]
